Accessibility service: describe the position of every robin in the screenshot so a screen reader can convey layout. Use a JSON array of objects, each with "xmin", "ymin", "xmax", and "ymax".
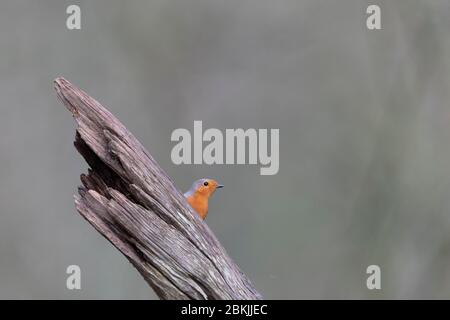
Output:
[{"xmin": 184, "ymin": 178, "xmax": 224, "ymax": 220}]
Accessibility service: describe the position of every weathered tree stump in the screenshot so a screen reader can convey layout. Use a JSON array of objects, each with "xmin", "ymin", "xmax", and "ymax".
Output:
[{"xmin": 54, "ymin": 78, "xmax": 262, "ymax": 300}]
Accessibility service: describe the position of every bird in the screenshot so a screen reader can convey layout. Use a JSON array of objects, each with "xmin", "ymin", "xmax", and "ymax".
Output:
[{"xmin": 184, "ymin": 178, "xmax": 224, "ymax": 220}]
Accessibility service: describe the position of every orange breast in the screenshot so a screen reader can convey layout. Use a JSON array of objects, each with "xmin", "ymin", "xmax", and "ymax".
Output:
[{"xmin": 186, "ymin": 194, "xmax": 209, "ymax": 220}]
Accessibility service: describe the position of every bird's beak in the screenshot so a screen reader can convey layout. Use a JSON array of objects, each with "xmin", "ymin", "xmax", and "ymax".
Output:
[{"xmin": 217, "ymin": 184, "xmax": 224, "ymax": 189}]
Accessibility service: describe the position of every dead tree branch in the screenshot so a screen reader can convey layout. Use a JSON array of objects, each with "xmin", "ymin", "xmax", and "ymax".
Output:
[{"xmin": 53, "ymin": 78, "xmax": 261, "ymax": 300}]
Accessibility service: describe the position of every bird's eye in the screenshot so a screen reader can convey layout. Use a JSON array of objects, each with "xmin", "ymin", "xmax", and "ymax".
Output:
[{"xmin": 203, "ymin": 181, "xmax": 209, "ymax": 186}]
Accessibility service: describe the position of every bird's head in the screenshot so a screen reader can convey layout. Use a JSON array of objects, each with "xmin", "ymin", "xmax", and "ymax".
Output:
[{"xmin": 187, "ymin": 178, "xmax": 224, "ymax": 199}]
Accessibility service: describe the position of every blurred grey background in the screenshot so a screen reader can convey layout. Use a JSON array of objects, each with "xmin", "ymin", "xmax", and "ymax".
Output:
[{"xmin": 1, "ymin": 0, "xmax": 450, "ymax": 299}]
